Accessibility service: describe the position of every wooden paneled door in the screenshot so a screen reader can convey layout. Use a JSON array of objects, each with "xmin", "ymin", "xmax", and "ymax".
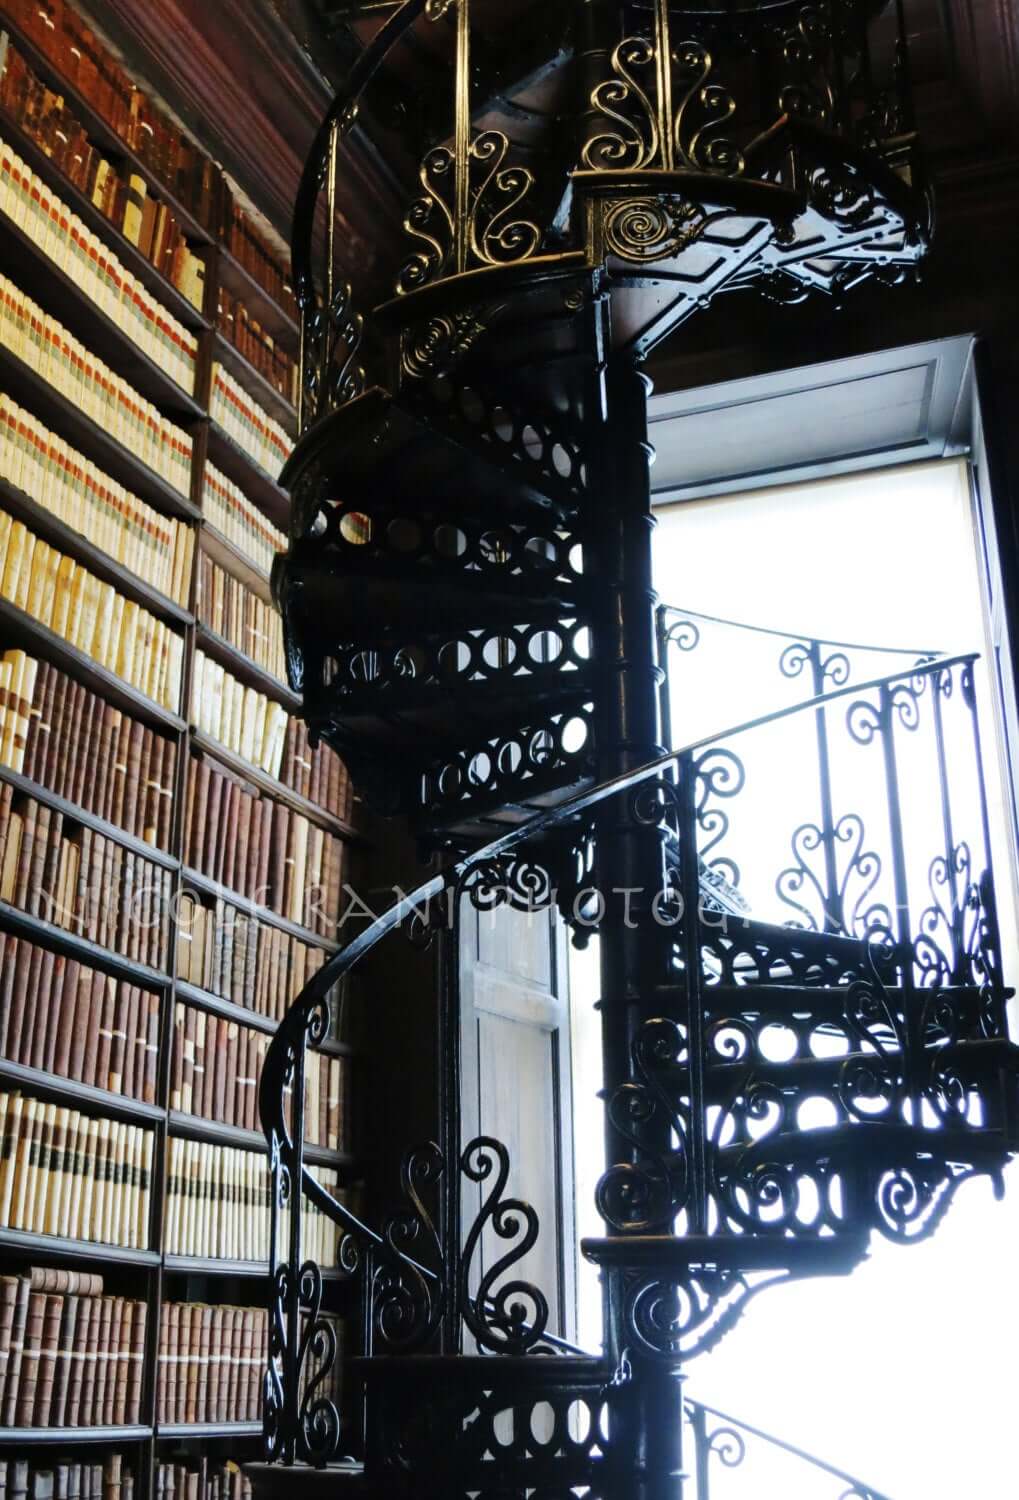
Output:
[{"xmin": 459, "ymin": 897, "xmax": 577, "ymax": 1346}]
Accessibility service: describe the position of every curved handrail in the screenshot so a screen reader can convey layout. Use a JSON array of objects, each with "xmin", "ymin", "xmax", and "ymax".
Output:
[
  {"xmin": 291, "ymin": 0, "xmax": 430, "ymax": 312},
  {"xmin": 259, "ymin": 650, "xmax": 977, "ymax": 1243},
  {"xmin": 658, "ymin": 600, "xmax": 941, "ymax": 661},
  {"xmin": 688, "ymin": 1398, "xmax": 894, "ymax": 1500}
]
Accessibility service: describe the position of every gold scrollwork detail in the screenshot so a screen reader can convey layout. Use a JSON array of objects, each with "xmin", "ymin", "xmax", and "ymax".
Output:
[
  {"xmin": 604, "ymin": 196, "xmax": 706, "ymax": 263},
  {"xmin": 673, "ymin": 41, "xmax": 743, "ymax": 175},
  {"xmin": 582, "ymin": 36, "xmax": 660, "ymax": 171},
  {"xmin": 401, "ymin": 311, "xmax": 487, "ymax": 379},
  {"xmin": 397, "ymin": 131, "xmax": 539, "ymax": 295}
]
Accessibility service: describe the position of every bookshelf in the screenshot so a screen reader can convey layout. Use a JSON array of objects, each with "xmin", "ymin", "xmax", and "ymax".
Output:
[{"xmin": 0, "ymin": 4, "xmax": 358, "ymax": 1497}]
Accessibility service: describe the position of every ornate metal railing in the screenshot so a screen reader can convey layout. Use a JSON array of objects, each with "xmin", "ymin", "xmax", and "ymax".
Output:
[
  {"xmin": 684, "ymin": 1399, "xmax": 893, "ymax": 1500},
  {"xmin": 289, "ymin": 0, "xmax": 926, "ymax": 433},
  {"xmin": 259, "ymin": 647, "xmax": 1014, "ymax": 1467}
]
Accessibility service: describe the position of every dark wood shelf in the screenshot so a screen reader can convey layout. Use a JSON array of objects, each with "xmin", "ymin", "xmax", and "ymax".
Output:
[
  {"xmin": 0, "ymin": 899, "xmax": 173, "ymax": 991},
  {"xmin": 162, "ymin": 1257, "xmax": 350, "ymax": 1284},
  {"xmin": 0, "ymin": 596, "xmax": 186, "ymax": 734},
  {"xmin": 175, "ymin": 981, "xmax": 350, "ymax": 1057},
  {"xmin": 199, "ymin": 524, "xmax": 275, "ymax": 606},
  {"xmin": 156, "ymin": 1422, "xmax": 263, "ymax": 1439},
  {"xmin": 0, "ymin": 476, "xmax": 193, "ymax": 627},
  {"xmin": 211, "ymin": 330, "xmax": 298, "ymax": 438},
  {"xmin": 181, "ymin": 866, "xmax": 340, "ymax": 953},
  {"xmin": 174, "ymin": 980, "xmax": 283, "ymax": 1037},
  {"xmin": 0, "ymin": 103, "xmax": 210, "ymax": 335},
  {"xmin": 206, "ymin": 420, "xmax": 290, "ymax": 533},
  {"xmin": 0, "ymin": 1426, "xmax": 152, "ymax": 1447},
  {"xmin": 190, "ymin": 730, "xmax": 359, "ymax": 843},
  {"xmin": 194, "ymin": 622, "xmax": 300, "ymax": 712},
  {"xmin": 216, "ymin": 244, "xmax": 300, "ymax": 349},
  {"xmin": 0, "ymin": 1226, "xmax": 160, "ymax": 1266},
  {"xmin": 0, "ymin": 764, "xmax": 180, "ymax": 872},
  {"xmin": 11, "ymin": 754, "xmax": 179, "ymax": 859},
  {"xmin": 0, "ymin": 342, "xmax": 199, "ymax": 522},
  {"xmin": 168, "ymin": 1109, "xmax": 353, "ymax": 1167},
  {"xmin": 0, "ymin": 1057, "xmax": 166, "ymax": 1123},
  {"xmin": 0, "ymin": 200, "xmax": 204, "ymax": 421},
  {"xmin": 0, "ymin": 15, "xmax": 215, "ymax": 250}
]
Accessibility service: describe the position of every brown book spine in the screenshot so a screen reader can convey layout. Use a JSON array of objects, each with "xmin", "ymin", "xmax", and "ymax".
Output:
[
  {"xmin": 14, "ymin": 1290, "xmax": 48, "ymax": 1423},
  {"xmin": 32, "ymin": 1291, "xmax": 64, "ymax": 1424}
]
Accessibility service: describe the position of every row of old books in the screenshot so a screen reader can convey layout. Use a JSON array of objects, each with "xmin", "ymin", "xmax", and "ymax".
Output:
[
  {"xmin": 0, "ymin": 38, "xmax": 206, "ymax": 313},
  {"xmin": 5, "ymin": 0, "xmax": 234, "ymax": 247},
  {"xmin": 0, "ymin": 130, "xmax": 198, "ymax": 391},
  {"xmin": 202, "ymin": 463, "xmax": 285, "ymax": 581},
  {"xmin": 208, "ymin": 364, "xmax": 292, "ymax": 480},
  {"xmin": 0, "ymin": 273, "xmax": 193, "ymax": 495},
  {"xmin": 174, "ymin": 891, "xmax": 328, "ymax": 1020},
  {"xmin": 156, "ymin": 1463, "xmax": 250, "ymax": 1500},
  {"xmin": 225, "ymin": 209, "xmax": 298, "ymax": 323},
  {"xmin": 0, "ymin": 930, "xmax": 159, "ymax": 1102},
  {"xmin": 163, "ymin": 1140, "xmax": 341, "ymax": 1265},
  {"xmin": 190, "ymin": 652, "xmax": 286, "ymax": 778},
  {"xmin": 0, "ymin": 516, "xmax": 185, "ymax": 710},
  {"xmin": 157, "ymin": 1303, "xmax": 266, "ymax": 1426},
  {"xmin": 0, "ymin": 1093, "xmax": 153, "ymax": 1248},
  {"xmin": 216, "ymin": 287, "xmax": 297, "ymax": 409},
  {"xmin": 170, "ymin": 1002, "xmax": 347, "ymax": 1149},
  {"xmin": 280, "ymin": 720, "xmax": 353, "ymax": 823},
  {"xmin": 0, "ymin": 786, "xmax": 174, "ymax": 968},
  {"xmin": 183, "ymin": 756, "xmax": 346, "ymax": 936},
  {"xmin": 8, "ymin": 0, "xmax": 299, "ymax": 320},
  {"xmin": 0, "ymin": 1268, "xmax": 146, "ymax": 1427},
  {"xmin": 196, "ymin": 552, "xmax": 286, "ymax": 683},
  {"xmin": 0, "ymin": 1455, "xmax": 136, "ymax": 1500},
  {"xmin": 0, "ymin": 652, "xmax": 177, "ymax": 846},
  {"xmin": 0, "ymin": 393, "xmax": 195, "ymax": 604}
]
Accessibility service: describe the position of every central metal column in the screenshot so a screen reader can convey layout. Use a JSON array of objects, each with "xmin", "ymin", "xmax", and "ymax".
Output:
[{"xmin": 589, "ymin": 355, "xmax": 684, "ymax": 1499}]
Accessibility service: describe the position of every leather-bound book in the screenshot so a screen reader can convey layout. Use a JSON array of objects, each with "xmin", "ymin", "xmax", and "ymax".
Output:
[
  {"xmin": 157, "ymin": 739, "xmax": 174, "ymax": 849},
  {"xmin": 192, "ymin": 1008, "xmax": 207, "ymax": 1119},
  {"xmin": 180, "ymin": 1004, "xmax": 195, "ymax": 1115},
  {"xmin": 71, "ymin": 694, "xmax": 100, "ymax": 812},
  {"xmin": 218, "ymin": 1019, "xmax": 234, "ymax": 1127},
  {"xmin": 140, "ymin": 989, "xmax": 157, "ymax": 1105},
  {"xmin": 255, "ymin": 797, "xmax": 273, "ymax": 911},
  {"xmin": 232, "ymin": 790, "xmax": 253, "ymax": 898},
  {"xmin": 0, "ymin": 1273, "xmax": 19, "ymax": 1400},
  {"xmin": 1, "ymin": 1275, "xmax": 31, "ymax": 1423},
  {"xmin": 14, "ymin": 1288, "xmax": 47, "ymax": 1423},
  {"xmin": 28, "ymin": 947, "xmax": 56, "ymax": 1073},
  {"xmin": 47, "ymin": 954, "xmax": 75, "ymax": 1077},
  {"xmin": 25, "ymin": 662, "xmax": 54, "ymax": 784},
  {"xmin": 108, "ymin": 717, "xmax": 130, "ymax": 831},
  {"xmin": 203, "ymin": 765, "xmax": 223, "ymax": 880},
  {"xmin": 0, "ymin": 933, "xmax": 18, "ymax": 1057},
  {"xmin": 196, "ymin": 1303, "xmax": 212, "ymax": 1421},
  {"xmin": 126, "ymin": 1299, "xmax": 146, "ymax": 1422},
  {"xmin": 66, "ymin": 1290, "xmax": 93, "ymax": 1427},
  {"xmin": 32, "ymin": 1290, "xmax": 64, "ymax": 1424},
  {"xmin": 13, "ymin": 797, "xmax": 38, "ymax": 913},
  {"xmin": 68, "ymin": 968, "xmax": 97, "ymax": 1086},
  {"xmin": 101, "ymin": 1297, "xmax": 124, "ymax": 1424},
  {"xmin": 121, "ymin": 721, "xmax": 145, "ymax": 839},
  {"xmin": 75, "ymin": 828, "xmax": 94, "ymax": 944},
  {"xmin": 169, "ymin": 1003, "xmax": 185, "ymax": 1113},
  {"xmin": 139, "ymin": 735, "xmax": 158, "ymax": 847},
  {"xmin": 38, "ymin": 810, "xmax": 65, "ymax": 924},
  {"xmin": 8, "ymin": 945, "xmax": 40, "ymax": 1068},
  {"xmin": 49, "ymin": 1292, "xmax": 78, "ymax": 1428},
  {"xmin": 93, "ymin": 704, "xmax": 118, "ymax": 828}
]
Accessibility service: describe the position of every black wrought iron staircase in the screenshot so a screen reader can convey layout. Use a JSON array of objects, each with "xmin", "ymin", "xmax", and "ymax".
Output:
[{"xmin": 254, "ymin": 3, "xmax": 1017, "ymax": 1496}]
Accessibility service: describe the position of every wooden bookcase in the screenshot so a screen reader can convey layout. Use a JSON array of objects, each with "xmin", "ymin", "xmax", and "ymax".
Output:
[{"xmin": 0, "ymin": 5, "xmax": 360, "ymax": 1493}]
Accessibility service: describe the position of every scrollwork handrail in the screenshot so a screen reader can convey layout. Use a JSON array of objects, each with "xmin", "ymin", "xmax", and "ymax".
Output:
[
  {"xmin": 657, "ymin": 600, "xmax": 939, "ymax": 662},
  {"xmin": 686, "ymin": 1398, "xmax": 895, "ymax": 1500},
  {"xmin": 291, "ymin": 0, "xmax": 431, "ymax": 315},
  {"xmin": 259, "ymin": 650, "xmax": 979, "ymax": 1213}
]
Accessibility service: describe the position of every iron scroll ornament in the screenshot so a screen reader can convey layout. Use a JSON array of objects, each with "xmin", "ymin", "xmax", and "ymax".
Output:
[{"xmin": 459, "ymin": 1136, "xmax": 550, "ymax": 1355}]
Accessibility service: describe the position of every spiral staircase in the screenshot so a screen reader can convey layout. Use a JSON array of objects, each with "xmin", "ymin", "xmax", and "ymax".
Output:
[{"xmin": 253, "ymin": 3, "xmax": 1019, "ymax": 1497}]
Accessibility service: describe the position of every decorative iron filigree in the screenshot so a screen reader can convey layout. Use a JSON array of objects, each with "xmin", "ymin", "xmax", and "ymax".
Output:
[
  {"xmin": 460, "ymin": 1136, "xmax": 550, "ymax": 1355},
  {"xmin": 598, "ymin": 1017, "xmax": 690, "ymax": 1232},
  {"xmin": 397, "ymin": 132, "xmax": 539, "ymax": 293},
  {"xmin": 301, "ymin": 281, "xmax": 366, "ymax": 428},
  {"xmin": 622, "ymin": 1267, "xmax": 789, "ymax": 1363},
  {"xmin": 603, "ymin": 196, "xmax": 708, "ymax": 262}
]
